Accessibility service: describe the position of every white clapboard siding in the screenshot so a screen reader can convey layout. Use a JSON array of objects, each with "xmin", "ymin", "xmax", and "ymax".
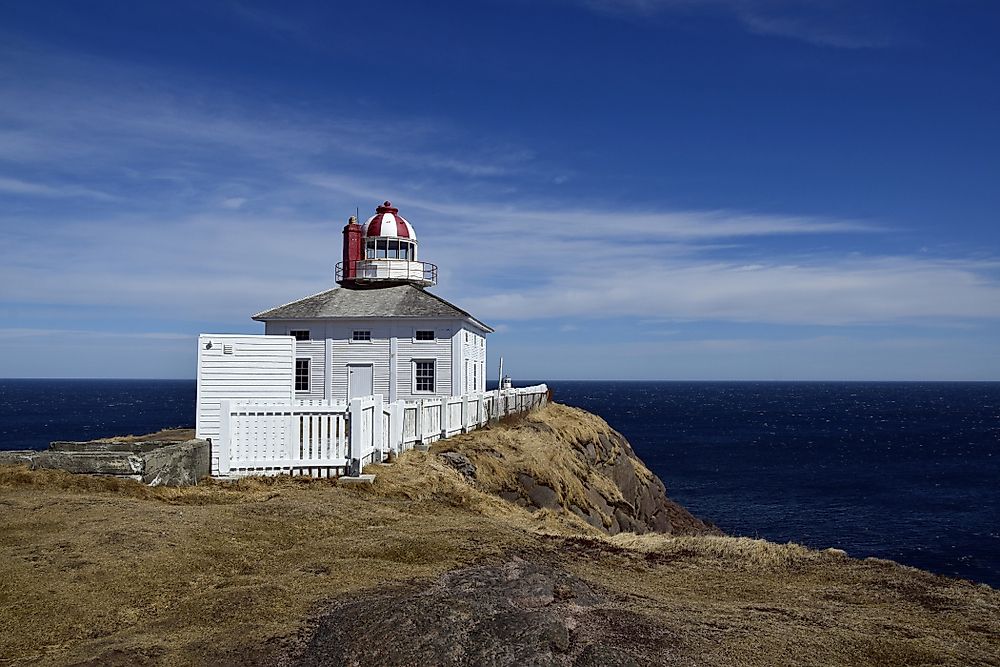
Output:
[
  {"xmin": 331, "ymin": 338, "xmax": 391, "ymax": 400},
  {"xmin": 396, "ymin": 332, "xmax": 453, "ymax": 401},
  {"xmin": 294, "ymin": 340, "xmax": 326, "ymax": 400},
  {"xmin": 196, "ymin": 334, "xmax": 295, "ymax": 475}
]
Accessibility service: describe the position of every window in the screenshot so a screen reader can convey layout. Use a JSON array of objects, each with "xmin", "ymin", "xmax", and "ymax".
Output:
[
  {"xmin": 414, "ymin": 360, "xmax": 435, "ymax": 392},
  {"xmin": 295, "ymin": 358, "xmax": 310, "ymax": 392},
  {"xmin": 473, "ymin": 362, "xmax": 478, "ymax": 391},
  {"xmin": 290, "ymin": 330, "xmax": 310, "ymax": 341},
  {"xmin": 352, "ymin": 330, "xmax": 371, "ymax": 342},
  {"xmin": 415, "ymin": 330, "xmax": 435, "ymax": 341},
  {"xmin": 367, "ymin": 238, "xmax": 414, "ymax": 260}
]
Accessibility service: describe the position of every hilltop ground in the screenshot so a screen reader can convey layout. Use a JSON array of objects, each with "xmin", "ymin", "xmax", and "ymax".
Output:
[{"xmin": 1, "ymin": 404, "xmax": 997, "ymax": 666}]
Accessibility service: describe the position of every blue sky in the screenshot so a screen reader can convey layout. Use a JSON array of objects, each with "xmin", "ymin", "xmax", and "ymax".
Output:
[{"xmin": 1, "ymin": 0, "xmax": 999, "ymax": 380}]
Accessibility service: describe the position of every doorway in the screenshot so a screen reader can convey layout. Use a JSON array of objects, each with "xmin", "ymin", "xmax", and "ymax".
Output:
[{"xmin": 348, "ymin": 364, "xmax": 374, "ymax": 400}]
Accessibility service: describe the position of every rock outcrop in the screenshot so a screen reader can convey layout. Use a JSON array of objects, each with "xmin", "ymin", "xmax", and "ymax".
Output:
[
  {"xmin": 435, "ymin": 403, "xmax": 718, "ymax": 536},
  {"xmin": 0, "ymin": 438, "xmax": 209, "ymax": 486},
  {"xmin": 286, "ymin": 560, "xmax": 667, "ymax": 667}
]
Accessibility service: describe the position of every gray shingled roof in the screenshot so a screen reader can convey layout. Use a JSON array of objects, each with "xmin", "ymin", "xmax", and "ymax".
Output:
[{"xmin": 252, "ymin": 284, "xmax": 493, "ymax": 332}]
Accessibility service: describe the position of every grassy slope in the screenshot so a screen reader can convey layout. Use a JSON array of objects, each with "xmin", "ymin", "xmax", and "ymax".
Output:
[{"xmin": 1, "ymin": 404, "xmax": 997, "ymax": 666}]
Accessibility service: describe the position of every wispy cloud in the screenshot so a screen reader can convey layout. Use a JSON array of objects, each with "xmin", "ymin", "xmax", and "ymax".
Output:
[
  {"xmin": 0, "ymin": 328, "xmax": 191, "ymax": 341},
  {"xmin": 0, "ymin": 176, "xmax": 117, "ymax": 201},
  {"xmin": 576, "ymin": 0, "xmax": 897, "ymax": 49},
  {"xmin": 0, "ymin": 32, "xmax": 995, "ymax": 381}
]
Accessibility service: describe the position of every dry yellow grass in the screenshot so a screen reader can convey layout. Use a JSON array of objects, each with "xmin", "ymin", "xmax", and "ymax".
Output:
[
  {"xmin": 1, "ymin": 404, "xmax": 997, "ymax": 666},
  {"xmin": 433, "ymin": 404, "xmax": 653, "ymax": 523}
]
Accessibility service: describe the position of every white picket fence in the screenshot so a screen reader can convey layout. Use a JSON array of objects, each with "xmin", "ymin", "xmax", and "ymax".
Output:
[{"xmin": 216, "ymin": 384, "xmax": 548, "ymax": 477}]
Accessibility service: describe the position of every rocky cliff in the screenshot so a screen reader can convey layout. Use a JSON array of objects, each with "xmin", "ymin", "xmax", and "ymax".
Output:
[
  {"xmin": 433, "ymin": 403, "xmax": 718, "ymax": 536},
  {"xmin": 2, "ymin": 403, "xmax": 997, "ymax": 666}
]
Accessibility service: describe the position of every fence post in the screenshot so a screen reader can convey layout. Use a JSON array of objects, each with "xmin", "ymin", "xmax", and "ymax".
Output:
[
  {"xmin": 416, "ymin": 400, "xmax": 425, "ymax": 445},
  {"xmin": 461, "ymin": 394, "xmax": 470, "ymax": 433},
  {"xmin": 348, "ymin": 397, "xmax": 363, "ymax": 476},
  {"xmin": 390, "ymin": 400, "xmax": 405, "ymax": 454},
  {"xmin": 218, "ymin": 400, "xmax": 232, "ymax": 476},
  {"xmin": 372, "ymin": 393, "xmax": 384, "ymax": 462},
  {"xmin": 287, "ymin": 408, "xmax": 299, "ymax": 474},
  {"xmin": 440, "ymin": 398, "xmax": 448, "ymax": 440}
]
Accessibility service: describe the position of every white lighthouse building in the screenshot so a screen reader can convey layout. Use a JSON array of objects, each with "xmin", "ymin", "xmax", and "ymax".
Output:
[
  {"xmin": 248, "ymin": 201, "xmax": 490, "ymax": 403},
  {"xmin": 194, "ymin": 201, "xmax": 549, "ymax": 478}
]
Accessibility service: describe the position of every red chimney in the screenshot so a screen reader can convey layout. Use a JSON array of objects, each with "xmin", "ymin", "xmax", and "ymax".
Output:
[{"xmin": 339, "ymin": 216, "xmax": 363, "ymax": 286}]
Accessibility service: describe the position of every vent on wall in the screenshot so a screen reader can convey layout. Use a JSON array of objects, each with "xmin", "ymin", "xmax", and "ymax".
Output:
[{"xmin": 223, "ymin": 344, "xmax": 233, "ymax": 355}]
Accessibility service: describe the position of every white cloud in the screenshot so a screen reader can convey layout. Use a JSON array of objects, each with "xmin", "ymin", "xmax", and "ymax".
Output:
[
  {"xmin": 462, "ymin": 256, "xmax": 1000, "ymax": 325},
  {"xmin": 0, "ymin": 34, "xmax": 994, "ymax": 361},
  {"xmin": 0, "ymin": 328, "xmax": 191, "ymax": 341},
  {"xmin": 575, "ymin": 0, "xmax": 896, "ymax": 49},
  {"xmin": 0, "ymin": 176, "xmax": 116, "ymax": 201}
]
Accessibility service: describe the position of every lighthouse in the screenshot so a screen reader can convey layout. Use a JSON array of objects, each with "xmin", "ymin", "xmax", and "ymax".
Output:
[
  {"xmin": 337, "ymin": 201, "xmax": 437, "ymax": 287},
  {"xmin": 247, "ymin": 200, "xmax": 490, "ymax": 403},
  {"xmin": 194, "ymin": 199, "xmax": 545, "ymax": 478}
]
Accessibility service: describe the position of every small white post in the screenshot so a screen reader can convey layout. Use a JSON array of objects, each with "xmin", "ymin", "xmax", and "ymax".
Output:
[
  {"xmin": 218, "ymin": 400, "xmax": 232, "ymax": 476},
  {"xmin": 287, "ymin": 410, "xmax": 299, "ymax": 472},
  {"xmin": 390, "ymin": 400, "xmax": 405, "ymax": 454},
  {"xmin": 372, "ymin": 393, "xmax": 384, "ymax": 462},
  {"xmin": 440, "ymin": 398, "xmax": 448, "ymax": 440},
  {"xmin": 416, "ymin": 400, "xmax": 425, "ymax": 445},
  {"xmin": 461, "ymin": 394, "xmax": 470, "ymax": 433},
  {"xmin": 348, "ymin": 397, "xmax": 364, "ymax": 475}
]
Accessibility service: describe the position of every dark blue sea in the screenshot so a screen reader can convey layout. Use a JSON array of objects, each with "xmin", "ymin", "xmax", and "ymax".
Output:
[{"xmin": 1, "ymin": 379, "xmax": 998, "ymax": 587}]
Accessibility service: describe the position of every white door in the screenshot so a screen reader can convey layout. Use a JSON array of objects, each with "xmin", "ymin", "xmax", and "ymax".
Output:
[{"xmin": 348, "ymin": 364, "xmax": 374, "ymax": 399}]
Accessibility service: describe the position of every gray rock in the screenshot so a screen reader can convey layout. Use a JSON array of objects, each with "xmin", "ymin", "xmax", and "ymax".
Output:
[
  {"xmin": 49, "ymin": 440, "xmax": 169, "ymax": 453},
  {"xmin": 0, "ymin": 450, "xmax": 37, "ymax": 466},
  {"xmin": 30, "ymin": 451, "xmax": 145, "ymax": 476},
  {"xmin": 0, "ymin": 439, "xmax": 210, "ymax": 487},
  {"xmin": 286, "ymin": 560, "xmax": 669, "ymax": 667},
  {"xmin": 526, "ymin": 481, "xmax": 560, "ymax": 510},
  {"xmin": 513, "ymin": 473, "xmax": 561, "ymax": 510},
  {"xmin": 438, "ymin": 451, "xmax": 478, "ymax": 481},
  {"xmin": 499, "ymin": 490, "xmax": 524, "ymax": 505},
  {"xmin": 141, "ymin": 440, "xmax": 209, "ymax": 486}
]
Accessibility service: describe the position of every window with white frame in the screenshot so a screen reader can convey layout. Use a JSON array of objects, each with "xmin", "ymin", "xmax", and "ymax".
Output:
[
  {"xmin": 414, "ymin": 360, "xmax": 435, "ymax": 392},
  {"xmin": 415, "ymin": 329, "xmax": 435, "ymax": 341},
  {"xmin": 366, "ymin": 238, "xmax": 415, "ymax": 260},
  {"xmin": 352, "ymin": 330, "xmax": 371, "ymax": 342},
  {"xmin": 295, "ymin": 358, "xmax": 310, "ymax": 392},
  {"xmin": 473, "ymin": 362, "xmax": 478, "ymax": 392},
  {"xmin": 290, "ymin": 330, "xmax": 310, "ymax": 341}
]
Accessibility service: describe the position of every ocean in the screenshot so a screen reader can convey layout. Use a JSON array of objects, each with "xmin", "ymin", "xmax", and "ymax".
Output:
[{"xmin": 1, "ymin": 379, "xmax": 997, "ymax": 587}]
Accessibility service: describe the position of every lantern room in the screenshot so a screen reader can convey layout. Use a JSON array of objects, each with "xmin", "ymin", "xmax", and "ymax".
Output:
[{"xmin": 337, "ymin": 201, "xmax": 437, "ymax": 287}]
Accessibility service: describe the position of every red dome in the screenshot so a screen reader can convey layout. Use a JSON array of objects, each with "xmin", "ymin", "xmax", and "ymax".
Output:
[{"xmin": 363, "ymin": 201, "xmax": 416, "ymax": 239}]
